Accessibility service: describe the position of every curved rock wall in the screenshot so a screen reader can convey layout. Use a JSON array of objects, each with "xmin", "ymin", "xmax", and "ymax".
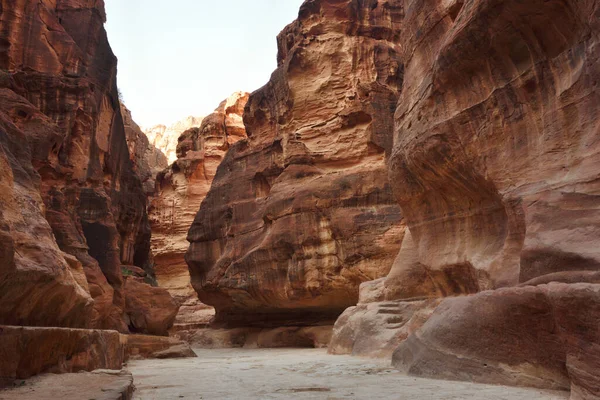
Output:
[
  {"xmin": 186, "ymin": 0, "xmax": 405, "ymax": 327},
  {"xmin": 331, "ymin": 0, "xmax": 600, "ymax": 397},
  {"xmin": 387, "ymin": 0, "xmax": 600, "ymax": 297}
]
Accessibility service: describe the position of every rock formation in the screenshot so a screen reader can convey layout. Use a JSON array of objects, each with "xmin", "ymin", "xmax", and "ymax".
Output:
[
  {"xmin": 121, "ymin": 104, "xmax": 169, "ymax": 195},
  {"xmin": 0, "ymin": 326, "xmax": 125, "ymax": 386},
  {"xmin": 331, "ymin": 0, "xmax": 600, "ymax": 397},
  {"xmin": 0, "ymin": 0, "xmax": 177, "ymax": 335},
  {"xmin": 144, "ymin": 116, "xmax": 205, "ymax": 165},
  {"xmin": 186, "ymin": 0, "xmax": 405, "ymax": 327},
  {"xmin": 150, "ymin": 92, "xmax": 249, "ymax": 331}
]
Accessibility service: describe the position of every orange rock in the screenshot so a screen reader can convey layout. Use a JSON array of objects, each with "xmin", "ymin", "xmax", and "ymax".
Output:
[
  {"xmin": 392, "ymin": 284, "xmax": 600, "ymax": 398},
  {"xmin": 0, "ymin": 0, "xmax": 163, "ymax": 332},
  {"xmin": 0, "ymin": 326, "xmax": 124, "ymax": 387},
  {"xmin": 186, "ymin": 0, "xmax": 405, "ymax": 327},
  {"xmin": 124, "ymin": 277, "xmax": 179, "ymax": 336},
  {"xmin": 150, "ymin": 92, "xmax": 249, "ymax": 327},
  {"xmin": 387, "ymin": 0, "xmax": 600, "ymax": 298}
]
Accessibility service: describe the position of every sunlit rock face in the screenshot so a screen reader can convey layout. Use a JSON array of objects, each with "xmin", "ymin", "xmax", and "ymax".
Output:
[
  {"xmin": 186, "ymin": 0, "xmax": 405, "ymax": 327},
  {"xmin": 331, "ymin": 0, "xmax": 600, "ymax": 396},
  {"xmin": 150, "ymin": 92, "xmax": 249, "ymax": 330},
  {"xmin": 144, "ymin": 116, "xmax": 205, "ymax": 165},
  {"xmin": 0, "ymin": 0, "xmax": 175, "ymax": 333}
]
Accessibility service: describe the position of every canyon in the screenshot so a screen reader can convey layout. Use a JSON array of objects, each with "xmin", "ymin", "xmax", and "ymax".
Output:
[{"xmin": 1, "ymin": 0, "xmax": 599, "ymax": 399}]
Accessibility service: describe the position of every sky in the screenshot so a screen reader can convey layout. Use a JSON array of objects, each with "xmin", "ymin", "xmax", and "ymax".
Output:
[{"xmin": 104, "ymin": 0, "xmax": 305, "ymax": 128}]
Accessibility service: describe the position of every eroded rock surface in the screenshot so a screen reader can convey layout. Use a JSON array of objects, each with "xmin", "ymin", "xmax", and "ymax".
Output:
[
  {"xmin": 388, "ymin": 0, "xmax": 600, "ymax": 300},
  {"xmin": 393, "ymin": 284, "xmax": 600, "ymax": 399},
  {"xmin": 186, "ymin": 0, "xmax": 405, "ymax": 327},
  {"xmin": 332, "ymin": 0, "xmax": 600, "ymax": 398},
  {"xmin": 150, "ymin": 92, "xmax": 249, "ymax": 329},
  {"xmin": 0, "ymin": 0, "xmax": 176, "ymax": 334},
  {"xmin": 122, "ymin": 104, "xmax": 169, "ymax": 195},
  {"xmin": 124, "ymin": 276, "xmax": 179, "ymax": 336},
  {"xmin": 329, "ymin": 279, "xmax": 441, "ymax": 358},
  {"xmin": 0, "ymin": 326, "xmax": 124, "ymax": 386},
  {"xmin": 144, "ymin": 116, "xmax": 205, "ymax": 164}
]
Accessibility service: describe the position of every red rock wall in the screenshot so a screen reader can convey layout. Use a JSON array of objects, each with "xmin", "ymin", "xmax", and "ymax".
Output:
[
  {"xmin": 0, "ymin": 0, "xmax": 167, "ymax": 333},
  {"xmin": 330, "ymin": 0, "xmax": 600, "ymax": 397},
  {"xmin": 151, "ymin": 92, "xmax": 248, "ymax": 330},
  {"xmin": 186, "ymin": 0, "xmax": 405, "ymax": 327},
  {"xmin": 387, "ymin": 0, "xmax": 600, "ymax": 296}
]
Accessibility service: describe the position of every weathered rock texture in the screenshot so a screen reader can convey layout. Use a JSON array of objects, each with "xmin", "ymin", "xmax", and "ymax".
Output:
[
  {"xmin": 121, "ymin": 103, "xmax": 169, "ymax": 195},
  {"xmin": 186, "ymin": 0, "xmax": 405, "ymax": 327},
  {"xmin": 386, "ymin": 0, "xmax": 600, "ymax": 303},
  {"xmin": 0, "ymin": 0, "xmax": 176, "ymax": 334},
  {"xmin": 0, "ymin": 326, "xmax": 125, "ymax": 387},
  {"xmin": 124, "ymin": 334, "xmax": 196, "ymax": 360},
  {"xmin": 393, "ymin": 284, "xmax": 600, "ymax": 397},
  {"xmin": 331, "ymin": 0, "xmax": 600, "ymax": 397},
  {"xmin": 144, "ymin": 115, "xmax": 205, "ymax": 165},
  {"xmin": 329, "ymin": 279, "xmax": 442, "ymax": 358},
  {"xmin": 150, "ymin": 92, "xmax": 249, "ymax": 330}
]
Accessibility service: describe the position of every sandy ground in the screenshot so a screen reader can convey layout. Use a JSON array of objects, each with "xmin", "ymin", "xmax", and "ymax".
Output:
[
  {"xmin": 0, "ymin": 370, "xmax": 133, "ymax": 400},
  {"xmin": 128, "ymin": 349, "xmax": 570, "ymax": 400}
]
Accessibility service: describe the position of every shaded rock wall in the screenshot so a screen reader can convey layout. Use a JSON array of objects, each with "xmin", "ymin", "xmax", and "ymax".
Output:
[
  {"xmin": 121, "ymin": 104, "xmax": 169, "ymax": 196},
  {"xmin": 0, "ymin": 325, "xmax": 124, "ymax": 386},
  {"xmin": 151, "ymin": 92, "xmax": 249, "ymax": 330},
  {"xmin": 186, "ymin": 0, "xmax": 405, "ymax": 327},
  {"xmin": 331, "ymin": 0, "xmax": 600, "ymax": 397},
  {"xmin": 387, "ymin": 0, "xmax": 600, "ymax": 298},
  {"xmin": 0, "ymin": 0, "xmax": 175, "ymax": 333}
]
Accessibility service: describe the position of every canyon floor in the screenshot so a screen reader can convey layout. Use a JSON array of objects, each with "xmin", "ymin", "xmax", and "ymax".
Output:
[{"xmin": 128, "ymin": 349, "xmax": 569, "ymax": 400}]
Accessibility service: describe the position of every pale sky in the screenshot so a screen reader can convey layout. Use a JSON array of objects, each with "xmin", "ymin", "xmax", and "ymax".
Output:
[{"xmin": 104, "ymin": 0, "xmax": 305, "ymax": 128}]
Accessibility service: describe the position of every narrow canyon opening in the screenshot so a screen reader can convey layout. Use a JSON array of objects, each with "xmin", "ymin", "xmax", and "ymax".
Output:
[{"xmin": 0, "ymin": 0, "xmax": 599, "ymax": 399}]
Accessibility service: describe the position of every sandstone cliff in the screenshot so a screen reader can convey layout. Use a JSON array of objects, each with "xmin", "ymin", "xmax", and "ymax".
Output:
[
  {"xmin": 0, "ymin": 0, "xmax": 177, "ymax": 335},
  {"xmin": 144, "ymin": 116, "xmax": 205, "ymax": 165},
  {"xmin": 121, "ymin": 104, "xmax": 169, "ymax": 195},
  {"xmin": 186, "ymin": 0, "xmax": 405, "ymax": 327},
  {"xmin": 150, "ymin": 92, "xmax": 249, "ymax": 330},
  {"xmin": 330, "ymin": 0, "xmax": 600, "ymax": 397}
]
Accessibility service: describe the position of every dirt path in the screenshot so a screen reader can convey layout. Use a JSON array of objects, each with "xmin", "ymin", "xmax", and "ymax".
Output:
[{"xmin": 128, "ymin": 349, "xmax": 569, "ymax": 400}]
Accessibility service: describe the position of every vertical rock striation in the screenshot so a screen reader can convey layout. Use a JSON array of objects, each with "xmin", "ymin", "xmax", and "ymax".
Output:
[
  {"xmin": 0, "ymin": 0, "xmax": 177, "ymax": 334},
  {"xmin": 150, "ymin": 92, "xmax": 249, "ymax": 330},
  {"xmin": 121, "ymin": 103, "xmax": 169, "ymax": 196},
  {"xmin": 186, "ymin": 0, "xmax": 405, "ymax": 327}
]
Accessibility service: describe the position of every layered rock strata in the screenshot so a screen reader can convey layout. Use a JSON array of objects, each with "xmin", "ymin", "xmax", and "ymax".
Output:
[
  {"xmin": 0, "ymin": 326, "xmax": 125, "ymax": 387},
  {"xmin": 331, "ymin": 0, "xmax": 600, "ymax": 397},
  {"xmin": 150, "ymin": 92, "xmax": 249, "ymax": 329},
  {"xmin": 186, "ymin": 0, "xmax": 405, "ymax": 327},
  {"xmin": 0, "ymin": 0, "xmax": 177, "ymax": 334}
]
